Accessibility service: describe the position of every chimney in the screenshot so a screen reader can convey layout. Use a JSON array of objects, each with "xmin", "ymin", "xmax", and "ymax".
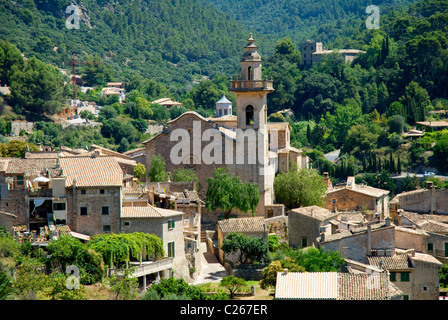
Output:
[
  {"xmin": 367, "ymin": 224, "xmax": 372, "ymax": 255},
  {"xmin": 283, "ymin": 268, "xmax": 288, "ymax": 275}
]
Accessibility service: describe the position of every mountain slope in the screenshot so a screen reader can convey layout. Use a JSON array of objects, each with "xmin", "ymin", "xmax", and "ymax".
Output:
[
  {"xmin": 204, "ymin": 0, "xmax": 418, "ymax": 52},
  {"xmin": 0, "ymin": 0, "xmax": 250, "ymax": 88}
]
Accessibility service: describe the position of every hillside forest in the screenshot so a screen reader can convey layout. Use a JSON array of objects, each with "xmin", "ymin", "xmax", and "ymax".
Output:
[{"xmin": 0, "ymin": 0, "xmax": 447, "ymax": 196}]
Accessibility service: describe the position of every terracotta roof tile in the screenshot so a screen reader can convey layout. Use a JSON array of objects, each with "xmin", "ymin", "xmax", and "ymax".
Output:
[
  {"xmin": 121, "ymin": 205, "xmax": 183, "ymax": 218},
  {"xmin": 59, "ymin": 156, "xmax": 123, "ymax": 187},
  {"xmin": 367, "ymin": 254, "xmax": 414, "ymax": 271},
  {"xmin": 218, "ymin": 216, "xmax": 266, "ymax": 234},
  {"xmin": 275, "ymin": 272, "xmax": 338, "ymax": 299}
]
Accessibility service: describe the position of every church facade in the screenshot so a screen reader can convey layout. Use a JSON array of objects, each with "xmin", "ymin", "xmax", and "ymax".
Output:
[{"xmin": 143, "ymin": 34, "xmax": 310, "ymax": 221}]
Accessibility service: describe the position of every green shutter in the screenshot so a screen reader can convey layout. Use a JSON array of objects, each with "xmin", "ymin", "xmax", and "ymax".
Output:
[
  {"xmin": 390, "ymin": 272, "xmax": 396, "ymax": 282},
  {"xmin": 400, "ymin": 272, "xmax": 410, "ymax": 282}
]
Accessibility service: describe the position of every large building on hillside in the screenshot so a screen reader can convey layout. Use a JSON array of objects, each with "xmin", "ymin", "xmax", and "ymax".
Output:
[
  {"xmin": 143, "ymin": 34, "xmax": 310, "ymax": 223},
  {"xmin": 301, "ymin": 40, "xmax": 365, "ymax": 67}
]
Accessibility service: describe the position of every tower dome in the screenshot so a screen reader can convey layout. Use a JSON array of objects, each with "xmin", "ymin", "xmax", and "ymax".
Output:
[{"xmin": 215, "ymin": 95, "xmax": 232, "ymax": 117}]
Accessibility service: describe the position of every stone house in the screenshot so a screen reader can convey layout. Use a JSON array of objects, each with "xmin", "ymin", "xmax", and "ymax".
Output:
[
  {"xmin": 59, "ymin": 156, "xmax": 124, "ymax": 236},
  {"xmin": 325, "ymin": 176, "xmax": 390, "ymax": 219},
  {"xmin": 275, "ymin": 270, "xmax": 399, "ymax": 300},
  {"xmin": 216, "ymin": 216, "xmax": 268, "ymax": 264},
  {"xmin": 389, "ymin": 182, "xmax": 448, "ymax": 222},
  {"xmin": 0, "ymin": 211, "xmax": 16, "ymax": 234},
  {"xmin": 368, "ymin": 248, "xmax": 442, "ymax": 300},
  {"xmin": 120, "ymin": 205, "xmax": 194, "ymax": 280},
  {"xmin": 288, "ymin": 205, "xmax": 339, "ymax": 249},
  {"xmin": 395, "ymin": 216, "xmax": 448, "ymax": 264},
  {"xmin": 320, "ymin": 219, "xmax": 395, "ymax": 264}
]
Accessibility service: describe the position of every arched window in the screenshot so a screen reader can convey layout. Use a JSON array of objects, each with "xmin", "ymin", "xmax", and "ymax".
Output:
[
  {"xmin": 246, "ymin": 105, "xmax": 254, "ymax": 125},
  {"xmin": 248, "ymin": 66, "xmax": 252, "ymax": 81}
]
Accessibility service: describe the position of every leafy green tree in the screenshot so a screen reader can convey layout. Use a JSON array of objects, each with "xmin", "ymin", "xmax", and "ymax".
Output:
[
  {"xmin": 0, "ymin": 40, "xmax": 25, "ymax": 86},
  {"xmin": 205, "ymin": 168, "xmax": 259, "ymax": 219},
  {"xmin": 259, "ymin": 259, "xmax": 305, "ymax": 290},
  {"xmin": 400, "ymin": 81, "xmax": 430, "ymax": 124},
  {"xmin": 401, "ymin": 174, "xmax": 420, "ymax": 192},
  {"xmin": 0, "ymin": 270, "xmax": 13, "ymax": 300},
  {"xmin": 13, "ymin": 257, "xmax": 50, "ymax": 300},
  {"xmin": 221, "ymin": 232, "xmax": 269, "ymax": 265},
  {"xmin": 274, "ymin": 164, "xmax": 327, "ymax": 210},
  {"xmin": 190, "ymin": 80, "xmax": 223, "ymax": 110},
  {"xmin": 388, "ymin": 115, "xmax": 405, "ymax": 134},
  {"xmin": 220, "ymin": 276, "xmax": 246, "ymax": 299},
  {"xmin": 10, "ymin": 57, "xmax": 67, "ymax": 115},
  {"xmin": 292, "ymin": 247, "xmax": 345, "ymax": 272},
  {"xmin": 439, "ymin": 264, "xmax": 448, "ymax": 288},
  {"xmin": 81, "ymin": 54, "xmax": 114, "ymax": 87},
  {"xmin": 142, "ymin": 277, "xmax": 227, "ymax": 300},
  {"xmin": 46, "ymin": 235, "xmax": 105, "ymax": 285},
  {"xmin": 2, "ymin": 140, "xmax": 39, "ymax": 158},
  {"xmin": 48, "ymin": 274, "xmax": 87, "ymax": 300},
  {"xmin": 107, "ymin": 267, "xmax": 139, "ymax": 300},
  {"xmin": 133, "ymin": 163, "xmax": 147, "ymax": 180},
  {"xmin": 148, "ymin": 154, "xmax": 168, "ymax": 182},
  {"xmin": 87, "ymin": 232, "xmax": 164, "ymax": 268},
  {"xmin": 172, "ymin": 168, "xmax": 198, "ymax": 183},
  {"xmin": 342, "ymin": 124, "xmax": 379, "ymax": 157}
]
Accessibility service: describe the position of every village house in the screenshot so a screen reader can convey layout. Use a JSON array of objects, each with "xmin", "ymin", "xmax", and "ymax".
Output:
[
  {"xmin": 216, "ymin": 216, "xmax": 268, "ymax": 265},
  {"xmin": 389, "ymin": 181, "xmax": 448, "ymax": 219},
  {"xmin": 319, "ymin": 219, "xmax": 395, "ymax": 264},
  {"xmin": 275, "ymin": 270, "xmax": 400, "ymax": 300},
  {"xmin": 395, "ymin": 225, "xmax": 448, "ymax": 264},
  {"xmin": 301, "ymin": 40, "xmax": 365, "ymax": 67},
  {"xmin": 288, "ymin": 205, "xmax": 339, "ymax": 249},
  {"xmin": 368, "ymin": 248, "xmax": 442, "ymax": 300},
  {"xmin": 101, "ymin": 82, "xmax": 126, "ymax": 103},
  {"xmin": 325, "ymin": 176, "xmax": 390, "ymax": 219},
  {"xmin": 152, "ymin": 97, "xmax": 182, "ymax": 109}
]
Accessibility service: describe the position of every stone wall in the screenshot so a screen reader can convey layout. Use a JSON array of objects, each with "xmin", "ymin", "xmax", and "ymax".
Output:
[
  {"xmin": 66, "ymin": 186, "xmax": 121, "ymax": 236},
  {"xmin": 397, "ymin": 189, "xmax": 448, "ymax": 214},
  {"xmin": 288, "ymin": 211, "xmax": 322, "ymax": 248},
  {"xmin": 322, "ymin": 226, "xmax": 395, "ymax": 264}
]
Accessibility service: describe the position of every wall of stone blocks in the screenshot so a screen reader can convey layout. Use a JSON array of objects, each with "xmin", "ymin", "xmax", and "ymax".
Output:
[{"xmin": 66, "ymin": 187, "xmax": 121, "ymax": 236}]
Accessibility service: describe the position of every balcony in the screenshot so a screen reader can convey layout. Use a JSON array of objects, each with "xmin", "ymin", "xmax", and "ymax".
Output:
[
  {"xmin": 28, "ymin": 188, "xmax": 53, "ymax": 198},
  {"xmin": 108, "ymin": 258, "xmax": 174, "ymax": 278},
  {"xmin": 229, "ymin": 78, "xmax": 274, "ymax": 92}
]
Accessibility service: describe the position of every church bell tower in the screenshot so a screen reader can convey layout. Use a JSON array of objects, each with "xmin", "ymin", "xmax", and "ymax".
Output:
[
  {"xmin": 230, "ymin": 33, "xmax": 274, "ymax": 130},
  {"xmin": 228, "ymin": 33, "xmax": 275, "ymax": 213}
]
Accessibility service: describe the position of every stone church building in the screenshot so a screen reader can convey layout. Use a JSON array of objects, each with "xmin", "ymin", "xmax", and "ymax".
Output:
[{"xmin": 143, "ymin": 34, "xmax": 310, "ymax": 223}]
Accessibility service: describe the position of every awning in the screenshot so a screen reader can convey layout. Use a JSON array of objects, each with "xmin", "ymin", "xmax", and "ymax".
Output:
[{"xmin": 34, "ymin": 176, "xmax": 50, "ymax": 183}]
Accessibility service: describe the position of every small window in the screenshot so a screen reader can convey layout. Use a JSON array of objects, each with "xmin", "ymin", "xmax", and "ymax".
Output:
[
  {"xmin": 168, "ymin": 219, "xmax": 175, "ymax": 229},
  {"xmin": 301, "ymin": 237, "xmax": 308, "ymax": 248},
  {"xmin": 389, "ymin": 272, "xmax": 396, "ymax": 282},
  {"xmin": 427, "ymin": 243, "xmax": 434, "ymax": 251},
  {"xmin": 124, "ymin": 221, "xmax": 130, "ymax": 227},
  {"xmin": 401, "ymin": 272, "xmax": 410, "ymax": 282},
  {"xmin": 80, "ymin": 207, "xmax": 88, "ymax": 216},
  {"xmin": 168, "ymin": 242, "xmax": 175, "ymax": 257},
  {"xmin": 103, "ymin": 225, "xmax": 111, "ymax": 233},
  {"xmin": 17, "ymin": 175, "xmax": 24, "ymax": 186},
  {"xmin": 102, "ymin": 206, "xmax": 109, "ymax": 215},
  {"xmin": 403, "ymin": 295, "xmax": 409, "ymax": 300},
  {"xmin": 422, "ymin": 286, "xmax": 428, "ymax": 292},
  {"xmin": 53, "ymin": 203, "xmax": 66, "ymax": 211},
  {"xmin": 81, "ymin": 189, "xmax": 86, "ymax": 195},
  {"xmin": 100, "ymin": 189, "xmax": 105, "ymax": 194}
]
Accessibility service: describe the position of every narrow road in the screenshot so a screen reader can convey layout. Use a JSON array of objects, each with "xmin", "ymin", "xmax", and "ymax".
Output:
[{"xmin": 193, "ymin": 242, "xmax": 228, "ymax": 285}]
